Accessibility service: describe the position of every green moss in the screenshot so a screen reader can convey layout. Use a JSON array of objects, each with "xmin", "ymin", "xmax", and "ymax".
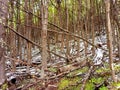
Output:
[
  {"xmin": 96, "ymin": 67, "xmax": 110, "ymax": 74},
  {"xmin": 85, "ymin": 77, "xmax": 105, "ymax": 90},
  {"xmin": 58, "ymin": 76, "xmax": 107, "ymax": 90},
  {"xmin": 85, "ymin": 82, "xmax": 95, "ymax": 90},
  {"xmin": 71, "ymin": 77, "xmax": 82, "ymax": 84},
  {"xmin": 48, "ymin": 67, "xmax": 57, "ymax": 73},
  {"xmin": 2, "ymin": 83, "xmax": 8, "ymax": 90},
  {"xmin": 58, "ymin": 78, "xmax": 69, "ymax": 90},
  {"xmin": 112, "ymin": 82, "xmax": 120, "ymax": 89},
  {"xmin": 114, "ymin": 64, "xmax": 120, "ymax": 72},
  {"xmin": 58, "ymin": 66, "xmax": 112, "ymax": 90},
  {"xmin": 67, "ymin": 67, "xmax": 88, "ymax": 77},
  {"xmin": 70, "ymin": 84, "xmax": 82, "ymax": 90},
  {"xmin": 90, "ymin": 77, "xmax": 104, "ymax": 84},
  {"xmin": 58, "ymin": 76, "xmax": 82, "ymax": 90},
  {"xmin": 99, "ymin": 86, "xmax": 108, "ymax": 90}
]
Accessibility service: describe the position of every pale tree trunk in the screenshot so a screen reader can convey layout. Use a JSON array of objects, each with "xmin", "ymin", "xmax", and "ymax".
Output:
[
  {"xmin": 26, "ymin": 0, "xmax": 33, "ymax": 73},
  {"xmin": 118, "ymin": 31, "xmax": 120, "ymax": 59},
  {"xmin": 104, "ymin": 0, "xmax": 117, "ymax": 82},
  {"xmin": 77, "ymin": 0, "xmax": 82, "ymax": 54},
  {"xmin": 41, "ymin": 0, "xmax": 48, "ymax": 78},
  {"xmin": 0, "ymin": 0, "xmax": 8, "ymax": 85},
  {"xmin": 65, "ymin": 0, "xmax": 70, "ymax": 59},
  {"xmin": 10, "ymin": 0, "xmax": 16, "ymax": 72}
]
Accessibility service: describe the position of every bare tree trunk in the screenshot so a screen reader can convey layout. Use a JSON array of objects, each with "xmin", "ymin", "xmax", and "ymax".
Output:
[
  {"xmin": 26, "ymin": 0, "xmax": 32, "ymax": 73},
  {"xmin": 65, "ymin": 0, "xmax": 70, "ymax": 59},
  {"xmin": 105, "ymin": 0, "xmax": 117, "ymax": 82},
  {"xmin": 77, "ymin": 0, "xmax": 82, "ymax": 54},
  {"xmin": 117, "ymin": 26, "xmax": 120, "ymax": 63},
  {"xmin": 90, "ymin": 0, "xmax": 95, "ymax": 55},
  {"xmin": 0, "ymin": 0, "xmax": 8, "ymax": 85},
  {"xmin": 41, "ymin": 0, "xmax": 48, "ymax": 78},
  {"xmin": 0, "ymin": 47, "xmax": 6, "ymax": 85},
  {"xmin": 10, "ymin": 0, "xmax": 16, "ymax": 72}
]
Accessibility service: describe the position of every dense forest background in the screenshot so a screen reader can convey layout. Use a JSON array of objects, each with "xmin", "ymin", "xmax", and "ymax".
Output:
[{"xmin": 0, "ymin": 0, "xmax": 120, "ymax": 90}]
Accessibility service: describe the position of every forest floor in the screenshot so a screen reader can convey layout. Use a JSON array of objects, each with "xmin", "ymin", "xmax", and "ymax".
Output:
[{"xmin": 1, "ymin": 34, "xmax": 120, "ymax": 90}]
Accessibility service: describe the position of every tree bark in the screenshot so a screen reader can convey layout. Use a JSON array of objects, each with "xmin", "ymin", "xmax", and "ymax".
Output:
[
  {"xmin": 41, "ymin": 0, "xmax": 48, "ymax": 78},
  {"xmin": 104, "ymin": 0, "xmax": 116, "ymax": 82},
  {"xmin": 10, "ymin": 0, "xmax": 16, "ymax": 72},
  {"xmin": 0, "ymin": 0, "xmax": 8, "ymax": 85}
]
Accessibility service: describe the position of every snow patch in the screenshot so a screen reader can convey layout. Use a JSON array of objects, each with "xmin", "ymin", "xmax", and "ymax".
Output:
[{"xmin": 93, "ymin": 48, "xmax": 104, "ymax": 65}]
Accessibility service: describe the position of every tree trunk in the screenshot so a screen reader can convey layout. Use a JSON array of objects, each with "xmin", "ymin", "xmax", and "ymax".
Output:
[
  {"xmin": 10, "ymin": 0, "xmax": 16, "ymax": 72},
  {"xmin": 0, "ymin": 47, "xmax": 6, "ymax": 85},
  {"xmin": 90, "ymin": 0, "xmax": 95, "ymax": 55},
  {"xmin": 104, "ymin": 0, "xmax": 116, "ymax": 82},
  {"xmin": 65, "ymin": 0, "xmax": 70, "ymax": 60},
  {"xmin": 41, "ymin": 0, "xmax": 48, "ymax": 78},
  {"xmin": 0, "ymin": 0, "xmax": 8, "ymax": 85},
  {"xmin": 26, "ymin": 0, "xmax": 32, "ymax": 73}
]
